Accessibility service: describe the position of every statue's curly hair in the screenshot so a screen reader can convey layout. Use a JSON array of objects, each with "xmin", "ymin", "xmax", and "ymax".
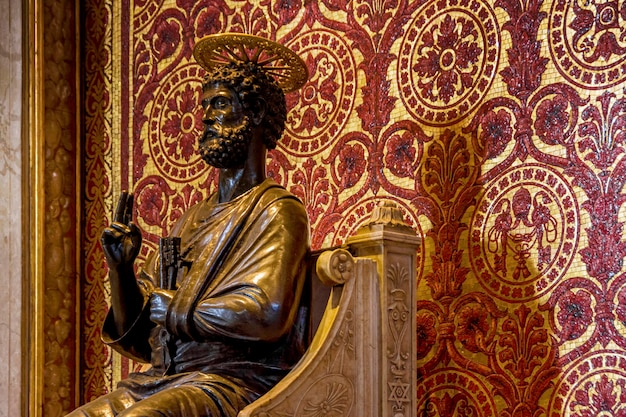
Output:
[{"xmin": 202, "ymin": 62, "xmax": 287, "ymax": 149}]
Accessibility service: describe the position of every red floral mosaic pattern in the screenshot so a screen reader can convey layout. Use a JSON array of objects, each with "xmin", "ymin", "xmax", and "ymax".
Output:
[
  {"xmin": 147, "ymin": 65, "xmax": 207, "ymax": 181},
  {"xmin": 399, "ymin": 0, "xmax": 499, "ymax": 126},
  {"xmin": 82, "ymin": 0, "xmax": 114, "ymax": 403},
  {"xmin": 81, "ymin": 0, "xmax": 626, "ymax": 414},
  {"xmin": 283, "ymin": 30, "xmax": 357, "ymax": 155},
  {"xmin": 416, "ymin": 369, "xmax": 497, "ymax": 416},
  {"xmin": 549, "ymin": 351, "xmax": 626, "ymax": 417},
  {"xmin": 549, "ymin": 0, "xmax": 626, "ymax": 89}
]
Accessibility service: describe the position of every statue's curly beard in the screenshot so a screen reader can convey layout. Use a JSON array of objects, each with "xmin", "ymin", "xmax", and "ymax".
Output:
[{"xmin": 198, "ymin": 117, "xmax": 252, "ymax": 169}]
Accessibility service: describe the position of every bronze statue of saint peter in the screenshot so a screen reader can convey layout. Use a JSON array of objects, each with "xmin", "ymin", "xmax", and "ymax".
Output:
[{"xmin": 66, "ymin": 33, "xmax": 310, "ymax": 417}]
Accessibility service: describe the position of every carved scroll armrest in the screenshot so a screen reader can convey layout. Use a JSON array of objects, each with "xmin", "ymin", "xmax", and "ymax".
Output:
[
  {"xmin": 316, "ymin": 248, "xmax": 354, "ymax": 286},
  {"xmin": 238, "ymin": 248, "xmax": 380, "ymax": 417}
]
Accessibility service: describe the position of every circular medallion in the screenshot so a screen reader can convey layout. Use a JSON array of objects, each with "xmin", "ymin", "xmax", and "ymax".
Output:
[
  {"xmin": 469, "ymin": 164, "xmax": 579, "ymax": 302},
  {"xmin": 281, "ymin": 30, "xmax": 357, "ymax": 155},
  {"xmin": 416, "ymin": 369, "xmax": 496, "ymax": 417},
  {"xmin": 398, "ymin": 0, "xmax": 499, "ymax": 126},
  {"xmin": 548, "ymin": 0, "xmax": 626, "ymax": 89},
  {"xmin": 147, "ymin": 64, "xmax": 207, "ymax": 182},
  {"xmin": 548, "ymin": 351, "xmax": 626, "ymax": 417}
]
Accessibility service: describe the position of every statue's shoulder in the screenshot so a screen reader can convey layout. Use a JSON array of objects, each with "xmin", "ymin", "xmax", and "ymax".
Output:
[{"xmin": 259, "ymin": 179, "xmax": 305, "ymax": 208}]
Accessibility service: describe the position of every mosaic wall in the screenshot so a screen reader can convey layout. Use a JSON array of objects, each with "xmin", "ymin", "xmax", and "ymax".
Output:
[{"xmin": 83, "ymin": 0, "xmax": 626, "ymax": 415}]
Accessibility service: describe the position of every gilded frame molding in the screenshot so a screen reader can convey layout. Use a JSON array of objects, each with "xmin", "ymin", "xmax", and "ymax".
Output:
[{"xmin": 24, "ymin": 0, "xmax": 45, "ymax": 413}]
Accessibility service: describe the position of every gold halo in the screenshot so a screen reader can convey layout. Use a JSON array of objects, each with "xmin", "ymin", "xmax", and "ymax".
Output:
[{"xmin": 193, "ymin": 33, "xmax": 308, "ymax": 93}]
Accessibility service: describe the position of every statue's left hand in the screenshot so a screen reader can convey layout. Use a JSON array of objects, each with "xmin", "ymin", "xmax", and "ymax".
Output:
[{"xmin": 149, "ymin": 289, "xmax": 175, "ymax": 326}]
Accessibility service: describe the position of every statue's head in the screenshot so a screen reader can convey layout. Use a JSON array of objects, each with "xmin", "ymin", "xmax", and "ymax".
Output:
[
  {"xmin": 202, "ymin": 62, "xmax": 286, "ymax": 150},
  {"xmin": 193, "ymin": 34, "xmax": 308, "ymax": 169}
]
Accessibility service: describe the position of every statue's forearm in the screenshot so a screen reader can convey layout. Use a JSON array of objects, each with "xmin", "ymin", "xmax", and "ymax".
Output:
[{"xmin": 108, "ymin": 265, "xmax": 145, "ymax": 338}]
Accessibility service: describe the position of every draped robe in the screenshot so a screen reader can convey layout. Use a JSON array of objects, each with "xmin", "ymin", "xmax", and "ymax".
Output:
[{"xmin": 70, "ymin": 179, "xmax": 310, "ymax": 416}]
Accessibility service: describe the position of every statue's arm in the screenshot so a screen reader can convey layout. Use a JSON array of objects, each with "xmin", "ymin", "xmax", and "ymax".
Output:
[
  {"xmin": 100, "ymin": 277, "xmax": 154, "ymax": 363},
  {"xmin": 99, "ymin": 192, "xmax": 155, "ymax": 361},
  {"xmin": 191, "ymin": 198, "xmax": 310, "ymax": 342}
]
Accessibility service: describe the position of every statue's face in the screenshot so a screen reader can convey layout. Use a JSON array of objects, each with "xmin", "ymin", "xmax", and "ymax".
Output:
[{"xmin": 198, "ymin": 82, "xmax": 253, "ymax": 169}]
